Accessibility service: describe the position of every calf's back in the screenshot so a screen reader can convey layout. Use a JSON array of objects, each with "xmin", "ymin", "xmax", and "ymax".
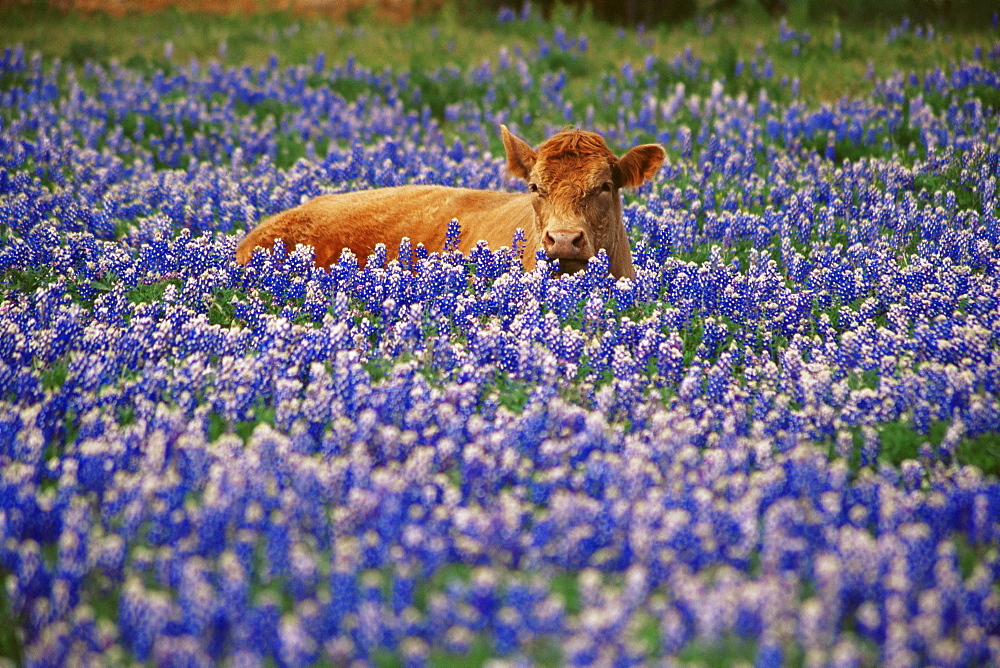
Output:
[{"xmin": 235, "ymin": 184, "xmax": 536, "ymax": 268}]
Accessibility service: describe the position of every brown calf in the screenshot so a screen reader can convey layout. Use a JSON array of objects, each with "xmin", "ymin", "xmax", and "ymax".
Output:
[{"xmin": 235, "ymin": 125, "xmax": 664, "ymax": 279}]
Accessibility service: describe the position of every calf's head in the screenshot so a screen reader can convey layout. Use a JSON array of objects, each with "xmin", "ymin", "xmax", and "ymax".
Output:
[{"xmin": 501, "ymin": 125, "xmax": 665, "ymax": 279}]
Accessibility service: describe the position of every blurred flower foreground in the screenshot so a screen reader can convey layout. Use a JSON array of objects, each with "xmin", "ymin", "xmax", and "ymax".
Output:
[{"xmin": 1, "ymin": 9, "xmax": 1000, "ymax": 668}]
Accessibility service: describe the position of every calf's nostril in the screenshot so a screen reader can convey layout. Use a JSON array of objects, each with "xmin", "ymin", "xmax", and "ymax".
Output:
[{"xmin": 544, "ymin": 230, "xmax": 586, "ymax": 255}]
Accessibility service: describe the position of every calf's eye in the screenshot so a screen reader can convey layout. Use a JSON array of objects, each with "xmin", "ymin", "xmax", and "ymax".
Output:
[{"xmin": 600, "ymin": 182, "xmax": 612, "ymax": 193}]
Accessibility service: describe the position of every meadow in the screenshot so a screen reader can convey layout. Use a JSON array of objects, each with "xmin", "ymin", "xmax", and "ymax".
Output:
[{"xmin": 1, "ymin": 3, "xmax": 999, "ymax": 665}]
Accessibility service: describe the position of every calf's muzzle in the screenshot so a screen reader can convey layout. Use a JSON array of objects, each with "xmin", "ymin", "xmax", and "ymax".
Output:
[
  {"xmin": 542, "ymin": 228, "xmax": 591, "ymax": 275},
  {"xmin": 543, "ymin": 229, "xmax": 588, "ymax": 260}
]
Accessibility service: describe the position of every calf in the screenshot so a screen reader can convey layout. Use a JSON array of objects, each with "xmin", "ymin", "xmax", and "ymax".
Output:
[{"xmin": 235, "ymin": 125, "xmax": 664, "ymax": 279}]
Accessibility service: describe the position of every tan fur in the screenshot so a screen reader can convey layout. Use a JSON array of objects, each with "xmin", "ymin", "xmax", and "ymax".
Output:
[
  {"xmin": 236, "ymin": 126, "xmax": 665, "ymax": 279},
  {"xmin": 235, "ymin": 185, "xmax": 537, "ymax": 267}
]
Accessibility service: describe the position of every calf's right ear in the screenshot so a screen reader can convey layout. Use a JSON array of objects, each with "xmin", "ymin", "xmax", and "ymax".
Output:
[{"xmin": 501, "ymin": 124, "xmax": 536, "ymax": 181}]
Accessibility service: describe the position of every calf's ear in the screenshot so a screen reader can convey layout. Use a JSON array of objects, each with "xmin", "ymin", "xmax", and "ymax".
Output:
[
  {"xmin": 614, "ymin": 144, "xmax": 665, "ymax": 188},
  {"xmin": 501, "ymin": 124, "xmax": 536, "ymax": 181}
]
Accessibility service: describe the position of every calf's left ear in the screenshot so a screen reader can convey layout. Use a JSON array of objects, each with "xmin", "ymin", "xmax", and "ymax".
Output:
[
  {"xmin": 614, "ymin": 144, "xmax": 666, "ymax": 188},
  {"xmin": 501, "ymin": 124, "xmax": 536, "ymax": 181}
]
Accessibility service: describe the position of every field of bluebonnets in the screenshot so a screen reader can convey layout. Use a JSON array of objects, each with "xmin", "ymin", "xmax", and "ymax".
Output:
[{"xmin": 2, "ymin": 2, "xmax": 1000, "ymax": 665}]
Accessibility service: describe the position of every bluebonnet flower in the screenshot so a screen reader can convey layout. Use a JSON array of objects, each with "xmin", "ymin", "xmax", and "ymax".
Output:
[{"xmin": 3, "ymin": 33, "xmax": 1000, "ymax": 666}]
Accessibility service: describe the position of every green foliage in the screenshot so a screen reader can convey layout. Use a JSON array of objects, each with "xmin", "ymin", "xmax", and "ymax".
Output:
[
  {"xmin": 0, "ymin": 569, "xmax": 24, "ymax": 665},
  {"xmin": 537, "ymin": 47, "xmax": 588, "ymax": 78},
  {"xmin": 487, "ymin": 373, "xmax": 534, "ymax": 412},
  {"xmin": 207, "ymin": 287, "xmax": 241, "ymax": 327},
  {"xmin": 877, "ymin": 420, "xmax": 928, "ymax": 465},
  {"xmin": 327, "ymin": 75, "xmax": 377, "ymax": 102},
  {"xmin": 547, "ymin": 571, "xmax": 581, "ymax": 615},
  {"xmin": 0, "ymin": 0, "xmax": 990, "ymax": 188},
  {"xmin": 677, "ymin": 634, "xmax": 762, "ymax": 665},
  {"xmin": 0, "ymin": 267, "xmax": 58, "ymax": 298},
  {"xmin": 207, "ymin": 411, "xmax": 228, "ymax": 442},
  {"xmin": 0, "ymin": 67, "xmax": 27, "ymax": 94},
  {"xmin": 425, "ymin": 636, "xmax": 495, "ymax": 668},
  {"xmin": 804, "ymin": 0, "xmax": 995, "ymax": 26},
  {"xmin": 40, "ymin": 357, "xmax": 70, "ymax": 391},
  {"xmin": 2, "ymin": 1, "xmax": 991, "ymax": 115},
  {"xmin": 127, "ymin": 277, "xmax": 182, "ymax": 305},
  {"xmin": 206, "ymin": 401, "xmax": 278, "ymax": 444},
  {"xmin": 861, "ymin": 421, "xmax": 1000, "ymax": 478},
  {"xmin": 848, "ymin": 369, "xmax": 880, "ymax": 391},
  {"xmin": 409, "ymin": 67, "xmax": 472, "ymax": 120},
  {"xmin": 235, "ymin": 407, "xmax": 277, "ymax": 443},
  {"xmin": 955, "ymin": 431, "xmax": 1000, "ymax": 478},
  {"xmin": 67, "ymin": 39, "xmax": 109, "ymax": 65},
  {"xmin": 117, "ymin": 403, "xmax": 137, "ymax": 427},
  {"xmin": 912, "ymin": 170, "xmax": 983, "ymax": 213},
  {"xmin": 88, "ymin": 273, "xmax": 117, "ymax": 296}
]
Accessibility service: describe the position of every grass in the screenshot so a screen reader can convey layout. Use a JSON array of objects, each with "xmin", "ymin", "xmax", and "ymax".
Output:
[
  {"xmin": 2, "ymin": 2, "xmax": 993, "ymax": 175},
  {"xmin": 0, "ymin": 266, "xmax": 59, "ymax": 299},
  {"xmin": 1, "ymin": 2, "xmax": 994, "ymax": 108},
  {"xmin": 0, "ymin": 570, "xmax": 23, "ymax": 666},
  {"xmin": 830, "ymin": 421, "xmax": 1000, "ymax": 480},
  {"xmin": 879, "ymin": 421, "xmax": 1000, "ymax": 477},
  {"xmin": 127, "ymin": 276, "xmax": 183, "ymax": 305}
]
